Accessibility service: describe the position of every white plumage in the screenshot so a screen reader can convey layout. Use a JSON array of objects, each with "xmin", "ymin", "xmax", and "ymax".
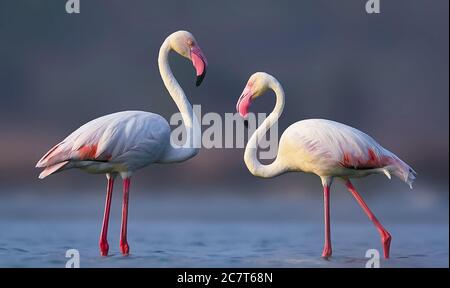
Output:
[
  {"xmin": 236, "ymin": 72, "xmax": 417, "ymax": 259},
  {"xmin": 36, "ymin": 111, "xmax": 170, "ymax": 178},
  {"xmin": 278, "ymin": 119, "xmax": 416, "ymax": 186},
  {"xmin": 36, "ymin": 31, "xmax": 208, "ymax": 256}
]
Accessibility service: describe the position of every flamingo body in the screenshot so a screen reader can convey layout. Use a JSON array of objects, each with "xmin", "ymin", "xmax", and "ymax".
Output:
[
  {"xmin": 36, "ymin": 31, "xmax": 208, "ymax": 256},
  {"xmin": 237, "ymin": 72, "xmax": 416, "ymax": 259},
  {"xmin": 277, "ymin": 119, "xmax": 415, "ymax": 185},
  {"xmin": 37, "ymin": 111, "xmax": 171, "ymax": 178}
]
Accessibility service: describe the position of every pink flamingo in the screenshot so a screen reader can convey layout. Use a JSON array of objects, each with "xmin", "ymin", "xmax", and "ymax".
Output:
[
  {"xmin": 36, "ymin": 31, "xmax": 207, "ymax": 256},
  {"xmin": 236, "ymin": 72, "xmax": 416, "ymax": 258}
]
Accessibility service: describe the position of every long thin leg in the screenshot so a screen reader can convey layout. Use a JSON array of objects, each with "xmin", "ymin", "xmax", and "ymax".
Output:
[
  {"xmin": 99, "ymin": 174, "xmax": 115, "ymax": 256},
  {"xmin": 345, "ymin": 180, "xmax": 391, "ymax": 258},
  {"xmin": 322, "ymin": 184, "xmax": 332, "ymax": 258},
  {"xmin": 120, "ymin": 177, "xmax": 131, "ymax": 255}
]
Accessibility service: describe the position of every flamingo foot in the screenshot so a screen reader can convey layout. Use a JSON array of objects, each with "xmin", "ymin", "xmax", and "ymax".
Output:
[
  {"xmin": 381, "ymin": 230, "xmax": 391, "ymax": 259},
  {"xmin": 120, "ymin": 241, "xmax": 130, "ymax": 256},
  {"xmin": 99, "ymin": 240, "xmax": 109, "ymax": 257},
  {"xmin": 321, "ymin": 245, "xmax": 332, "ymax": 258}
]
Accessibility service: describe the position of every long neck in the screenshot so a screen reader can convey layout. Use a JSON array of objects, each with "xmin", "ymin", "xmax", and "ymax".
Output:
[
  {"xmin": 158, "ymin": 40, "xmax": 200, "ymax": 163},
  {"xmin": 244, "ymin": 79, "xmax": 286, "ymax": 178}
]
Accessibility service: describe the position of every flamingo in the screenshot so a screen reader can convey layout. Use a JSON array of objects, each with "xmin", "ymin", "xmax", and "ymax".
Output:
[
  {"xmin": 236, "ymin": 72, "xmax": 417, "ymax": 259},
  {"xmin": 36, "ymin": 31, "xmax": 208, "ymax": 256}
]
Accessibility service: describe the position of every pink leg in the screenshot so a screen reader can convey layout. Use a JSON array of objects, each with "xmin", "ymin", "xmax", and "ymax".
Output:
[
  {"xmin": 345, "ymin": 180, "xmax": 392, "ymax": 259},
  {"xmin": 120, "ymin": 178, "xmax": 131, "ymax": 255},
  {"xmin": 99, "ymin": 175, "xmax": 114, "ymax": 256},
  {"xmin": 322, "ymin": 184, "xmax": 332, "ymax": 258}
]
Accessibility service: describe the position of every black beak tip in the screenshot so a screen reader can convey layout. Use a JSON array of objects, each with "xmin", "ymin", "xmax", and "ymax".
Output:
[
  {"xmin": 195, "ymin": 71, "xmax": 206, "ymax": 87},
  {"xmin": 244, "ymin": 119, "xmax": 249, "ymax": 129}
]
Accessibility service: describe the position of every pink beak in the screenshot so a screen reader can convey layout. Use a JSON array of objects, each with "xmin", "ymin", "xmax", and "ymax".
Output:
[
  {"xmin": 236, "ymin": 86, "xmax": 253, "ymax": 118},
  {"xmin": 190, "ymin": 46, "xmax": 208, "ymax": 86}
]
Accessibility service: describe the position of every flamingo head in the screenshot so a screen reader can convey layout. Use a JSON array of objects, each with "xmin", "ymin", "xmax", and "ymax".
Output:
[
  {"xmin": 169, "ymin": 31, "xmax": 208, "ymax": 86},
  {"xmin": 236, "ymin": 72, "xmax": 274, "ymax": 118}
]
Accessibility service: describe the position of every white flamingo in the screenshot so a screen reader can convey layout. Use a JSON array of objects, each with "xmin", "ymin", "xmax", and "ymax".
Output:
[
  {"xmin": 236, "ymin": 72, "xmax": 416, "ymax": 258},
  {"xmin": 36, "ymin": 31, "xmax": 207, "ymax": 256}
]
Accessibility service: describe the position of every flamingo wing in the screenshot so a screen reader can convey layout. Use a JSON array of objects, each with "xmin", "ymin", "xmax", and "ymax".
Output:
[
  {"xmin": 36, "ymin": 111, "xmax": 170, "ymax": 178},
  {"xmin": 287, "ymin": 119, "xmax": 416, "ymax": 186}
]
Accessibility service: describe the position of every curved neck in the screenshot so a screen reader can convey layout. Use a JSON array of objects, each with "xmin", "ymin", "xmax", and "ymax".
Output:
[
  {"xmin": 244, "ymin": 79, "xmax": 286, "ymax": 178},
  {"xmin": 158, "ymin": 39, "xmax": 200, "ymax": 162}
]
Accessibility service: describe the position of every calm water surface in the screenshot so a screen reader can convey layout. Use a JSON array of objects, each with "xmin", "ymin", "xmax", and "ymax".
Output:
[{"xmin": 0, "ymin": 193, "xmax": 447, "ymax": 268}]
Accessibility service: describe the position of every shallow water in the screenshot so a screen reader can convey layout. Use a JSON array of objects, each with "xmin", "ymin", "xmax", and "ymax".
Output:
[
  {"xmin": 0, "ymin": 220, "xmax": 448, "ymax": 268},
  {"xmin": 0, "ymin": 192, "xmax": 448, "ymax": 268}
]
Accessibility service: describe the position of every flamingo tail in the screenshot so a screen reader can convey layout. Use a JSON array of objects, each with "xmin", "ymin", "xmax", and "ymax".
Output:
[
  {"xmin": 38, "ymin": 161, "xmax": 69, "ymax": 179},
  {"xmin": 382, "ymin": 156, "xmax": 417, "ymax": 189},
  {"xmin": 36, "ymin": 142, "xmax": 67, "ymax": 168},
  {"xmin": 37, "ymin": 141, "xmax": 73, "ymax": 179}
]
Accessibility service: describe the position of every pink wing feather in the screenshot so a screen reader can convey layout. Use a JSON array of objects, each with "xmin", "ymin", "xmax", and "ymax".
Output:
[
  {"xmin": 287, "ymin": 119, "xmax": 417, "ymax": 187},
  {"xmin": 36, "ymin": 111, "xmax": 170, "ymax": 178}
]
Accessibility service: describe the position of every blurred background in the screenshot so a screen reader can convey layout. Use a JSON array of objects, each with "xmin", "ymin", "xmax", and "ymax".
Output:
[{"xmin": 0, "ymin": 0, "xmax": 448, "ymax": 267}]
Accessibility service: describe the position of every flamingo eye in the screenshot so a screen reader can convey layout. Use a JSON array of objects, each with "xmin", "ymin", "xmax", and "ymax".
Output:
[{"xmin": 187, "ymin": 39, "xmax": 194, "ymax": 47}]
